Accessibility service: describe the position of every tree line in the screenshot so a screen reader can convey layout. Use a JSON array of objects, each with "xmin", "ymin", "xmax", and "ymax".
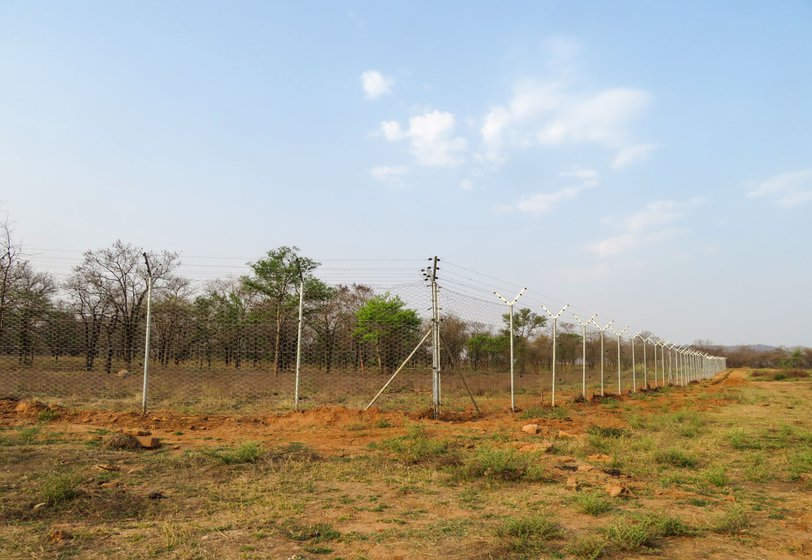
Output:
[{"xmin": 2, "ymin": 221, "xmax": 808, "ymax": 375}]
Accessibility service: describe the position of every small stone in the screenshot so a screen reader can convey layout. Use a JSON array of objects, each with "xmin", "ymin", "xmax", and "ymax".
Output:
[
  {"xmin": 606, "ymin": 484, "xmax": 629, "ymax": 498},
  {"xmin": 566, "ymin": 477, "xmax": 579, "ymax": 491},
  {"xmin": 148, "ymin": 491, "xmax": 165, "ymax": 500},
  {"xmin": 521, "ymin": 424, "xmax": 540, "ymax": 435},
  {"xmin": 517, "ymin": 442, "xmax": 554, "ymax": 454},
  {"xmin": 100, "ymin": 480, "xmax": 120, "ymax": 489},
  {"xmin": 115, "ymin": 369, "xmax": 129, "ymax": 378},
  {"xmin": 124, "ymin": 428, "xmax": 151, "ymax": 437},
  {"xmin": 172, "ymin": 445, "xmax": 181, "ymax": 450},
  {"xmin": 135, "ymin": 436, "xmax": 160, "ymax": 449},
  {"xmin": 33, "ymin": 502, "xmax": 47, "ymax": 511},
  {"xmin": 48, "ymin": 528, "xmax": 72, "ymax": 543}
]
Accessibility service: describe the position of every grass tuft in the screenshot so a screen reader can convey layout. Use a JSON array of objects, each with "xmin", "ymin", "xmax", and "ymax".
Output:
[
  {"xmin": 206, "ymin": 441, "xmax": 265, "ymax": 464},
  {"xmin": 500, "ymin": 515, "xmax": 562, "ymax": 552},
  {"xmin": 655, "ymin": 448, "xmax": 699, "ymax": 468},
  {"xmin": 711, "ymin": 506, "xmax": 749, "ymax": 534},
  {"xmin": 460, "ymin": 446, "xmax": 554, "ymax": 482},
  {"xmin": 573, "ymin": 492, "xmax": 614, "ymax": 516},
  {"xmin": 42, "ymin": 473, "xmax": 80, "ymax": 505}
]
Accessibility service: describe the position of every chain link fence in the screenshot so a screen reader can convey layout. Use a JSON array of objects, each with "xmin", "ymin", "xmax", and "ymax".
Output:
[{"xmin": 0, "ymin": 251, "xmax": 726, "ymax": 416}]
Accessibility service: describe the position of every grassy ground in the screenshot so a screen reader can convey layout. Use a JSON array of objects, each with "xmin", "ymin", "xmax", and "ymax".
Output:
[{"xmin": 0, "ymin": 368, "xmax": 810, "ymax": 559}]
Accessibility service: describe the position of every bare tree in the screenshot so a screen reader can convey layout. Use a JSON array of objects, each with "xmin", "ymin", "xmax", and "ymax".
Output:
[{"xmin": 76, "ymin": 241, "xmax": 179, "ymax": 369}]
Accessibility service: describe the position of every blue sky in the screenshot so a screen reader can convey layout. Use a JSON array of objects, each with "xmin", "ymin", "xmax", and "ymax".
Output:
[{"xmin": 1, "ymin": 1, "xmax": 810, "ymax": 346}]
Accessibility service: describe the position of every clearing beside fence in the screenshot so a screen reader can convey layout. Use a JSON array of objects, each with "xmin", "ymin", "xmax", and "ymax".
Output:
[{"xmin": 1, "ymin": 368, "xmax": 810, "ymax": 559}]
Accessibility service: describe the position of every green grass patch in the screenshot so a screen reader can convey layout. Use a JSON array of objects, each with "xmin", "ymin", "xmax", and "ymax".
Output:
[
  {"xmin": 603, "ymin": 513, "xmax": 691, "ymax": 551},
  {"xmin": 711, "ymin": 506, "xmax": 749, "ymax": 534},
  {"xmin": 206, "ymin": 441, "xmax": 265, "ymax": 464},
  {"xmin": 587, "ymin": 425, "xmax": 629, "ymax": 438},
  {"xmin": 380, "ymin": 425, "xmax": 457, "ymax": 465},
  {"xmin": 460, "ymin": 446, "xmax": 554, "ymax": 482},
  {"xmin": 573, "ymin": 492, "xmax": 614, "ymax": 516},
  {"xmin": 281, "ymin": 522, "xmax": 340, "ymax": 543},
  {"xmin": 703, "ymin": 466, "xmax": 730, "ymax": 488},
  {"xmin": 566, "ymin": 534, "xmax": 607, "ymax": 559},
  {"xmin": 42, "ymin": 473, "xmax": 80, "ymax": 504},
  {"xmin": 655, "ymin": 448, "xmax": 699, "ymax": 468},
  {"xmin": 499, "ymin": 515, "xmax": 562, "ymax": 552}
]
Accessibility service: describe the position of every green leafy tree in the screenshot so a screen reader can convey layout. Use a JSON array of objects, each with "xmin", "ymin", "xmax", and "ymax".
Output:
[
  {"xmin": 354, "ymin": 293, "xmax": 421, "ymax": 373},
  {"xmin": 242, "ymin": 246, "xmax": 319, "ymax": 375},
  {"xmin": 501, "ymin": 308, "xmax": 547, "ymax": 374}
]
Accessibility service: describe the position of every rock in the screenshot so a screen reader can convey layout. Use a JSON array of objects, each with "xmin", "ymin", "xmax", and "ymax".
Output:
[
  {"xmin": 606, "ymin": 484, "xmax": 630, "ymax": 498},
  {"xmin": 172, "ymin": 445, "xmax": 181, "ymax": 450},
  {"xmin": 566, "ymin": 477, "xmax": 579, "ymax": 491},
  {"xmin": 124, "ymin": 428, "xmax": 151, "ymax": 437},
  {"xmin": 148, "ymin": 491, "xmax": 165, "ymax": 500},
  {"xmin": 517, "ymin": 442, "xmax": 554, "ymax": 454},
  {"xmin": 521, "ymin": 424, "xmax": 540, "ymax": 435},
  {"xmin": 48, "ymin": 528, "xmax": 72, "ymax": 543},
  {"xmin": 115, "ymin": 369, "xmax": 129, "ymax": 378},
  {"xmin": 588, "ymin": 453, "xmax": 612, "ymax": 463},
  {"xmin": 101, "ymin": 433, "xmax": 141, "ymax": 450},
  {"xmin": 33, "ymin": 502, "xmax": 47, "ymax": 511},
  {"xmin": 135, "ymin": 436, "xmax": 160, "ymax": 449}
]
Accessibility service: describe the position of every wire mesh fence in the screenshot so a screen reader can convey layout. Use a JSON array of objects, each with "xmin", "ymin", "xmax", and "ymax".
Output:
[{"xmin": 0, "ymin": 248, "xmax": 726, "ymax": 416}]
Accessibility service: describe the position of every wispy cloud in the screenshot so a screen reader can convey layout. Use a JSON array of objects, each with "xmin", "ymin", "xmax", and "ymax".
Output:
[
  {"xmin": 380, "ymin": 110, "xmax": 467, "ymax": 167},
  {"xmin": 612, "ymin": 143, "xmax": 658, "ymax": 169},
  {"xmin": 369, "ymin": 165, "xmax": 408, "ymax": 182},
  {"xmin": 517, "ymin": 187, "xmax": 580, "ymax": 214},
  {"xmin": 478, "ymin": 81, "xmax": 651, "ymax": 165},
  {"xmin": 361, "ymin": 70, "xmax": 393, "ymax": 100},
  {"xmin": 588, "ymin": 199, "xmax": 700, "ymax": 257},
  {"xmin": 559, "ymin": 168, "xmax": 599, "ymax": 187},
  {"xmin": 747, "ymin": 168, "xmax": 812, "ymax": 207}
]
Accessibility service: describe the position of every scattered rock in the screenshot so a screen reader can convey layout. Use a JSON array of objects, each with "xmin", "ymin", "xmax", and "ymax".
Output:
[
  {"xmin": 566, "ymin": 477, "xmax": 579, "ymax": 491},
  {"xmin": 517, "ymin": 442, "xmax": 554, "ymax": 454},
  {"xmin": 606, "ymin": 483, "xmax": 631, "ymax": 498},
  {"xmin": 587, "ymin": 453, "xmax": 612, "ymax": 463},
  {"xmin": 521, "ymin": 424, "xmax": 540, "ymax": 435},
  {"xmin": 124, "ymin": 428, "xmax": 151, "ymax": 437},
  {"xmin": 48, "ymin": 528, "xmax": 73, "ymax": 544},
  {"xmin": 135, "ymin": 436, "xmax": 161, "ymax": 449},
  {"xmin": 33, "ymin": 502, "xmax": 47, "ymax": 511},
  {"xmin": 101, "ymin": 433, "xmax": 141, "ymax": 450}
]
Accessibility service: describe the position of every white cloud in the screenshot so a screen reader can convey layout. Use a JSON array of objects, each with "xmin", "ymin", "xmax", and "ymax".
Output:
[
  {"xmin": 747, "ymin": 168, "xmax": 812, "ymax": 207},
  {"xmin": 380, "ymin": 110, "xmax": 467, "ymax": 167},
  {"xmin": 459, "ymin": 179, "xmax": 473, "ymax": 191},
  {"xmin": 369, "ymin": 165, "xmax": 408, "ymax": 182},
  {"xmin": 361, "ymin": 70, "xmax": 393, "ymax": 100},
  {"xmin": 612, "ymin": 143, "xmax": 658, "ymax": 169},
  {"xmin": 478, "ymin": 81, "xmax": 651, "ymax": 165},
  {"xmin": 559, "ymin": 168, "xmax": 599, "ymax": 187},
  {"xmin": 380, "ymin": 120, "xmax": 404, "ymax": 140},
  {"xmin": 516, "ymin": 186, "xmax": 580, "ymax": 214},
  {"xmin": 588, "ymin": 199, "xmax": 699, "ymax": 257}
]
